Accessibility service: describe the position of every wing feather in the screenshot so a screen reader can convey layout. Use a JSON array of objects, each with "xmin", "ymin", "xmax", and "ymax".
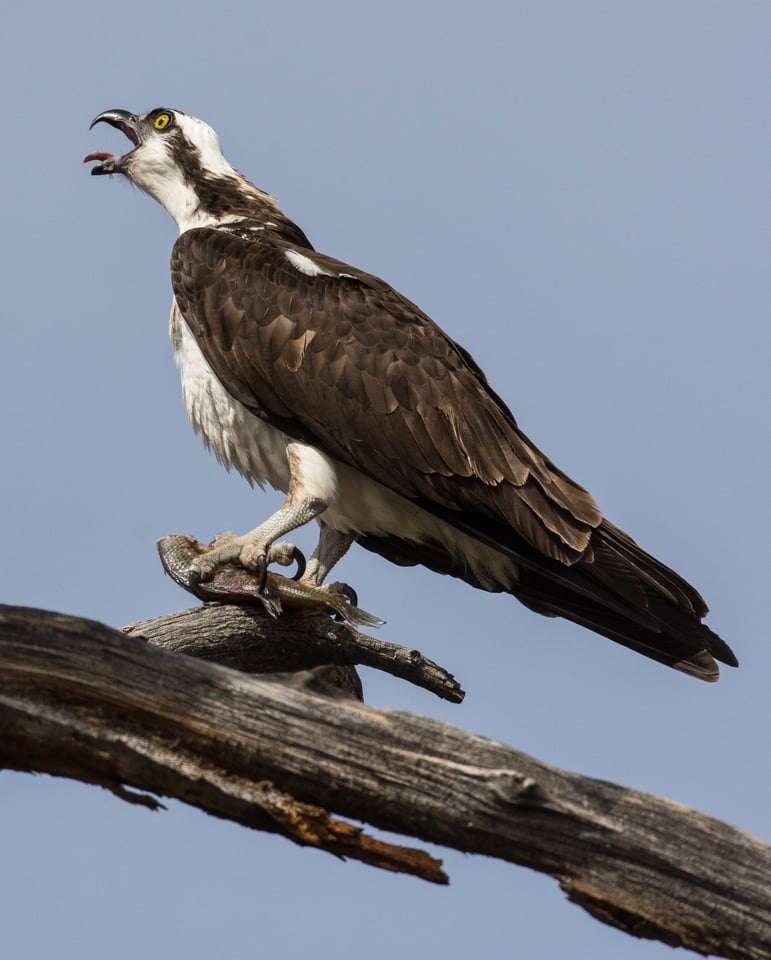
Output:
[{"xmin": 170, "ymin": 226, "xmax": 601, "ymax": 564}]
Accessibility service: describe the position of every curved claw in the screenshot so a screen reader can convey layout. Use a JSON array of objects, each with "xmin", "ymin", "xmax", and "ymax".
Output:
[
  {"xmin": 327, "ymin": 581, "xmax": 359, "ymax": 608},
  {"xmin": 256, "ymin": 555, "xmax": 268, "ymax": 594},
  {"xmin": 259, "ymin": 546, "xmax": 305, "ymax": 591},
  {"xmin": 326, "ymin": 581, "xmax": 360, "ymax": 622},
  {"xmin": 291, "ymin": 548, "xmax": 306, "ymax": 582}
]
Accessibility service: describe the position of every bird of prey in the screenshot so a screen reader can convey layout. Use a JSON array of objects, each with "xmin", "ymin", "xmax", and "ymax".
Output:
[{"xmin": 85, "ymin": 106, "xmax": 737, "ymax": 681}]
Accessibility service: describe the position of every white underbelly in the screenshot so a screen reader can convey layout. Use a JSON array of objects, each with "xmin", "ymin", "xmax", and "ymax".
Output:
[{"xmin": 170, "ymin": 303, "xmax": 517, "ymax": 590}]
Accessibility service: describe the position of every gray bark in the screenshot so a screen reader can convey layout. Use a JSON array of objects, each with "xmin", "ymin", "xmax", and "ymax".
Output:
[{"xmin": 1, "ymin": 603, "xmax": 769, "ymax": 959}]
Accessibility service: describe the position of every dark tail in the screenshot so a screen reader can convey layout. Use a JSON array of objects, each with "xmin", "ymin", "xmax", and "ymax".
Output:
[
  {"xmin": 360, "ymin": 517, "xmax": 737, "ymax": 682},
  {"xmin": 510, "ymin": 520, "xmax": 737, "ymax": 681}
]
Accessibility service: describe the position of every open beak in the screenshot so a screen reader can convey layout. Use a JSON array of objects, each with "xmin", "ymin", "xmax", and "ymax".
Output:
[{"xmin": 83, "ymin": 109, "xmax": 141, "ymax": 176}]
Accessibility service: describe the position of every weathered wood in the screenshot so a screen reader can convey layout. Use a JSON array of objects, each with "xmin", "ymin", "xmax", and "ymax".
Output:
[
  {"xmin": 1, "ymin": 603, "xmax": 769, "ymax": 959},
  {"xmin": 123, "ymin": 602, "xmax": 464, "ymax": 703}
]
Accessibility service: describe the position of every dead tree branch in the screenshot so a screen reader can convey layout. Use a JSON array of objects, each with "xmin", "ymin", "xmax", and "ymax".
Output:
[
  {"xmin": 124, "ymin": 602, "xmax": 464, "ymax": 702},
  {"xmin": 0, "ymin": 603, "xmax": 769, "ymax": 959}
]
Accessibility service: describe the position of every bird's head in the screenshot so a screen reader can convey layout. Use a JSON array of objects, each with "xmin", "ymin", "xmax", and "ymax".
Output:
[{"xmin": 85, "ymin": 107, "xmax": 275, "ymax": 231}]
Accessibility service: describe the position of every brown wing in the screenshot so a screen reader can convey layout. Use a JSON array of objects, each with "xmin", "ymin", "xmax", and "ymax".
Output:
[{"xmin": 171, "ymin": 226, "xmax": 601, "ymax": 565}]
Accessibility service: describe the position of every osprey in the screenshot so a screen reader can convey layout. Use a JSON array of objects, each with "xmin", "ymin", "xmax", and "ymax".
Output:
[{"xmin": 86, "ymin": 106, "xmax": 737, "ymax": 681}]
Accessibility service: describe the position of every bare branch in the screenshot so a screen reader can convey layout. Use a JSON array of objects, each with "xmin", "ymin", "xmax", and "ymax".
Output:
[
  {"xmin": 1, "ymin": 604, "xmax": 769, "ymax": 959},
  {"xmin": 123, "ymin": 602, "xmax": 464, "ymax": 702}
]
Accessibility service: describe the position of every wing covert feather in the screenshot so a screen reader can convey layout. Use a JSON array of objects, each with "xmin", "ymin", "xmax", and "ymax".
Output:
[{"xmin": 171, "ymin": 227, "xmax": 602, "ymax": 561}]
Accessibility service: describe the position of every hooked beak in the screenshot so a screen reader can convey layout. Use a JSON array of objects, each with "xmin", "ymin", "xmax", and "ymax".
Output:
[{"xmin": 84, "ymin": 109, "xmax": 141, "ymax": 176}]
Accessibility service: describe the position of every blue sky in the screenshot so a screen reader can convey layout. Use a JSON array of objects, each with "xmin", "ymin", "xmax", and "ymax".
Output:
[{"xmin": 1, "ymin": 2, "xmax": 769, "ymax": 957}]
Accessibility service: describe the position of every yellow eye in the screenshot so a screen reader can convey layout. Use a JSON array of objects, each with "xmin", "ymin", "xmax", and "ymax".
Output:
[{"xmin": 154, "ymin": 113, "xmax": 171, "ymax": 130}]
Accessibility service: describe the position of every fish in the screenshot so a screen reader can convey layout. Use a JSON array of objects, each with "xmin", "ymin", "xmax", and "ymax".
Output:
[{"xmin": 157, "ymin": 534, "xmax": 385, "ymax": 628}]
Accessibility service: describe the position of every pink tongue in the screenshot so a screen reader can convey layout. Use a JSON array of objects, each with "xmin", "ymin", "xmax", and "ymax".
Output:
[{"xmin": 83, "ymin": 151, "xmax": 116, "ymax": 163}]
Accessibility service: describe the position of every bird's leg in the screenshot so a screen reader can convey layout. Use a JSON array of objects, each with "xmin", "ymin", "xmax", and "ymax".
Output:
[
  {"xmin": 190, "ymin": 443, "xmax": 332, "ymax": 588},
  {"xmin": 189, "ymin": 496, "xmax": 326, "ymax": 588},
  {"xmin": 303, "ymin": 525, "xmax": 355, "ymax": 585}
]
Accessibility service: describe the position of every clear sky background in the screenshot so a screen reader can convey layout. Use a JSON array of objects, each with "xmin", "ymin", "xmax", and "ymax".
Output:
[{"xmin": 1, "ymin": 2, "xmax": 768, "ymax": 957}]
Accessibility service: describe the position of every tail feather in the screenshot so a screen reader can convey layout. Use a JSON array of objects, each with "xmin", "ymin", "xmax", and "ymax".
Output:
[
  {"xmin": 512, "ymin": 571, "xmax": 730, "ymax": 682},
  {"xmin": 512, "ymin": 521, "xmax": 738, "ymax": 679},
  {"xmin": 358, "ymin": 513, "xmax": 737, "ymax": 681}
]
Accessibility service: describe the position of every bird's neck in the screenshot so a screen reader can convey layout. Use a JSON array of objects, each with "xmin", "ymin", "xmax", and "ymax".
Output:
[
  {"xmin": 154, "ymin": 166, "xmax": 283, "ymax": 235},
  {"xmin": 167, "ymin": 173, "xmax": 314, "ymax": 248}
]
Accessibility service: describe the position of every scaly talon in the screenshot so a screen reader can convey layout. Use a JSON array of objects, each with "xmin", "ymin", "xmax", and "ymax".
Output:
[
  {"xmin": 189, "ymin": 531, "xmax": 241, "ymax": 583},
  {"xmin": 188, "ymin": 532, "xmax": 307, "ymax": 593},
  {"xmin": 184, "ymin": 488, "xmax": 334, "ymax": 592}
]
